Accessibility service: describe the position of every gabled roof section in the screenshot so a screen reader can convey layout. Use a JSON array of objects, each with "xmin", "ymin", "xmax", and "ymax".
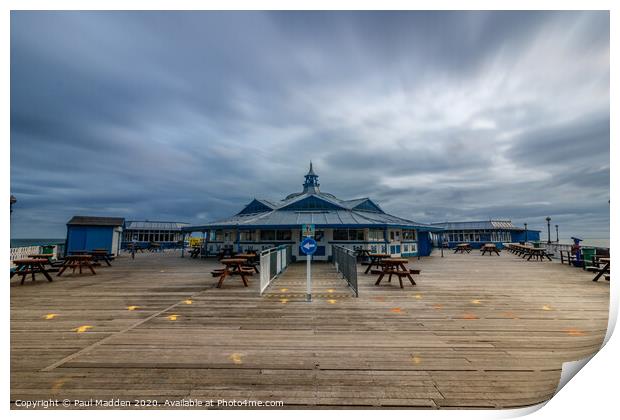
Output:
[
  {"xmin": 278, "ymin": 194, "xmax": 346, "ymax": 211},
  {"xmin": 346, "ymin": 198, "xmax": 384, "ymax": 213},
  {"xmin": 237, "ymin": 199, "xmax": 275, "ymax": 215}
]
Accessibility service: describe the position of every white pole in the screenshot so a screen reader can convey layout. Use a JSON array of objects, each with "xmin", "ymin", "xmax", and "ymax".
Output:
[{"xmin": 306, "ymin": 254, "xmax": 311, "ymax": 302}]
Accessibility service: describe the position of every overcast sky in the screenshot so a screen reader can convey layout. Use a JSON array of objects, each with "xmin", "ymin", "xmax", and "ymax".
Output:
[{"xmin": 10, "ymin": 11, "xmax": 609, "ymax": 238}]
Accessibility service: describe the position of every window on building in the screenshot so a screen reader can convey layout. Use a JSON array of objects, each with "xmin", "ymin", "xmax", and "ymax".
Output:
[
  {"xmin": 240, "ymin": 230, "xmax": 255, "ymax": 241},
  {"xmin": 276, "ymin": 230, "xmax": 292, "ymax": 241},
  {"xmin": 333, "ymin": 229, "xmax": 348, "ymax": 240},
  {"xmin": 368, "ymin": 229, "xmax": 383, "ymax": 241},
  {"xmin": 215, "ymin": 230, "xmax": 223, "ymax": 241},
  {"xmin": 260, "ymin": 230, "xmax": 276, "ymax": 241},
  {"xmin": 402, "ymin": 230, "xmax": 416, "ymax": 240},
  {"xmin": 348, "ymin": 229, "xmax": 364, "ymax": 241}
]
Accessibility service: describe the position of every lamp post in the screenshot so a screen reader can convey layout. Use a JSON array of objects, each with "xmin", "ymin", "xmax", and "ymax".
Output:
[
  {"xmin": 524, "ymin": 223, "xmax": 528, "ymax": 243},
  {"xmin": 555, "ymin": 225, "xmax": 559, "ymax": 242},
  {"xmin": 546, "ymin": 217, "xmax": 552, "ymax": 244},
  {"xmin": 10, "ymin": 195, "xmax": 16, "ymax": 214}
]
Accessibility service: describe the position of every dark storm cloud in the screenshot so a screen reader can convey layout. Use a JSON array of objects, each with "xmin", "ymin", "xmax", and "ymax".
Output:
[{"xmin": 10, "ymin": 11, "xmax": 609, "ymax": 239}]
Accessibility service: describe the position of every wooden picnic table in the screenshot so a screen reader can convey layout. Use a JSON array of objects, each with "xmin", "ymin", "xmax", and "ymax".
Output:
[
  {"xmin": 57, "ymin": 255, "xmax": 97, "ymax": 276},
  {"xmin": 235, "ymin": 253, "xmax": 260, "ymax": 273},
  {"xmin": 215, "ymin": 258, "xmax": 253, "ymax": 288},
  {"xmin": 592, "ymin": 257, "xmax": 610, "ymax": 282},
  {"xmin": 525, "ymin": 247, "xmax": 553, "ymax": 261},
  {"xmin": 454, "ymin": 243, "xmax": 472, "ymax": 254},
  {"xmin": 90, "ymin": 250, "xmax": 113, "ymax": 266},
  {"xmin": 235, "ymin": 253, "xmax": 257, "ymax": 259},
  {"xmin": 480, "ymin": 243, "xmax": 500, "ymax": 256},
  {"xmin": 374, "ymin": 257, "xmax": 416, "ymax": 288},
  {"xmin": 11, "ymin": 258, "xmax": 53, "ymax": 285},
  {"xmin": 364, "ymin": 253, "xmax": 390, "ymax": 274},
  {"xmin": 356, "ymin": 249, "xmax": 372, "ymax": 262},
  {"xmin": 508, "ymin": 244, "xmax": 533, "ymax": 257}
]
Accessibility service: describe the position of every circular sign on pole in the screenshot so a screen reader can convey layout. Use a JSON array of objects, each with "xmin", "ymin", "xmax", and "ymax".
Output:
[{"xmin": 300, "ymin": 237, "xmax": 317, "ymax": 255}]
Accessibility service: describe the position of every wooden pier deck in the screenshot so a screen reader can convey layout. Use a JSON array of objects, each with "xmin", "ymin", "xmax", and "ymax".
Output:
[{"xmin": 10, "ymin": 250, "xmax": 609, "ymax": 409}]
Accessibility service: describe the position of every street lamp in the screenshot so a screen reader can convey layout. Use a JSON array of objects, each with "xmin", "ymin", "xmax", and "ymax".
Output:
[
  {"xmin": 524, "ymin": 223, "xmax": 528, "ymax": 243},
  {"xmin": 546, "ymin": 217, "xmax": 552, "ymax": 244},
  {"xmin": 555, "ymin": 225, "xmax": 559, "ymax": 242},
  {"xmin": 10, "ymin": 195, "xmax": 16, "ymax": 214}
]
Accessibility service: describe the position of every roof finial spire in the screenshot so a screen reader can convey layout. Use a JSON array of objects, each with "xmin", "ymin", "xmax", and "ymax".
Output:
[{"xmin": 303, "ymin": 161, "xmax": 319, "ymax": 191}]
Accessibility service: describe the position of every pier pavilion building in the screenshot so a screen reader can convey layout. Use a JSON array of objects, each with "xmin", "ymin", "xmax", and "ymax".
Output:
[
  {"xmin": 122, "ymin": 220, "xmax": 189, "ymax": 249},
  {"xmin": 184, "ymin": 164, "xmax": 443, "ymax": 261},
  {"xmin": 430, "ymin": 220, "xmax": 541, "ymax": 249}
]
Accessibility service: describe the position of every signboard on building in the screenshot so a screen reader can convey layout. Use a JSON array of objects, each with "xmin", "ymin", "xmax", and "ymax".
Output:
[{"xmin": 302, "ymin": 224, "xmax": 315, "ymax": 238}]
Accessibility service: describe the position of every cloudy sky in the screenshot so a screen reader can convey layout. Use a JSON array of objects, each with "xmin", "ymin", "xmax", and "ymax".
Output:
[{"xmin": 10, "ymin": 11, "xmax": 609, "ymax": 238}]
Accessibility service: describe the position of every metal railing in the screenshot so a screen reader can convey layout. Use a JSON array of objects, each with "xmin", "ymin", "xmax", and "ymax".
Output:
[
  {"xmin": 333, "ymin": 245, "xmax": 358, "ymax": 297},
  {"xmin": 259, "ymin": 245, "xmax": 292, "ymax": 294}
]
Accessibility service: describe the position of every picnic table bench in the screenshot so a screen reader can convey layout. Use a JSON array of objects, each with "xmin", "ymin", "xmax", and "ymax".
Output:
[
  {"xmin": 524, "ymin": 247, "xmax": 553, "ymax": 261},
  {"xmin": 374, "ymin": 258, "xmax": 417, "ymax": 288},
  {"xmin": 480, "ymin": 243, "xmax": 500, "ymax": 256},
  {"xmin": 213, "ymin": 258, "xmax": 254, "ymax": 288},
  {"xmin": 235, "ymin": 253, "xmax": 260, "ymax": 273},
  {"xmin": 11, "ymin": 258, "xmax": 54, "ymax": 285},
  {"xmin": 57, "ymin": 255, "xmax": 97, "ymax": 276},
  {"xmin": 356, "ymin": 249, "xmax": 372, "ymax": 263},
  {"xmin": 454, "ymin": 243, "xmax": 472, "ymax": 254},
  {"xmin": 90, "ymin": 249, "xmax": 113, "ymax": 266},
  {"xmin": 27, "ymin": 253, "xmax": 62, "ymax": 271},
  {"xmin": 590, "ymin": 257, "xmax": 610, "ymax": 282},
  {"xmin": 364, "ymin": 253, "xmax": 390, "ymax": 274}
]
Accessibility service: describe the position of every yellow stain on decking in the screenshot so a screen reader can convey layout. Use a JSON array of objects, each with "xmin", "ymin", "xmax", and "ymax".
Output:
[
  {"xmin": 74, "ymin": 325, "xmax": 93, "ymax": 333},
  {"xmin": 43, "ymin": 313, "xmax": 58, "ymax": 320},
  {"xmin": 327, "ymin": 289, "xmax": 335, "ymax": 293},
  {"xmin": 433, "ymin": 304, "xmax": 443, "ymax": 310},
  {"xmin": 411, "ymin": 355, "xmax": 422, "ymax": 365},
  {"xmin": 167, "ymin": 314, "xmax": 179, "ymax": 321},
  {"xmin": 50, "ymin": 378, "xmax": 67, "ymax": 392},
  {"xmin": 229, "ymin": 353, "xmax": 243, "ymax": 364},
  {"xmin": 280, "ymin": 298, "xmax": 289, "ymax": 304},
  {"xmin": 413, "ymin": 294, "xmax": 423, "ymax": 300},
  {"xmin": 127, "ymin": 306, "xmax": 141, "ymax": 311},
  {"xmin": 183, "ymin": 299, "xmax": 193, "ymax": 305},
  {"xmin": 327, "ymin": 299, "xmax": 337, "ymax": 304},
  {"xmin": 471, "ymin": 299, "xmax": 482, "ymax": 304},
  {"xmin": 565, "ymin": 328, "xmax": 586, "ymax": 336},
  {"xmin": 502, "ymin": 311, "xmax": 519, "ymax": 319},
  {"xmin": 542, "ymin": 305, "xmax": 553, "ymax": 311},
  {"xmin": 280, "ymin": 288, "xmax": 289, "ymax": 292}
]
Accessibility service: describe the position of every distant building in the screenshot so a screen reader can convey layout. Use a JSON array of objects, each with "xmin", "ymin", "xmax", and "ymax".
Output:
[
  {"xmin": 66, "ymin": 216, "xmax": 125, "ymax": 255},
  {"xmin": 123, "ymin": 220, "xmax": 189, "ymax": 248},
  {"xmin": 184, "ymin": 163, "xmax": 443, "ymax": 261},
  {"xmin": 430, "ymin": 220, "xmax": 541, "ymax": 249}
]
